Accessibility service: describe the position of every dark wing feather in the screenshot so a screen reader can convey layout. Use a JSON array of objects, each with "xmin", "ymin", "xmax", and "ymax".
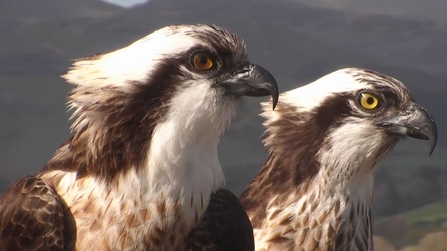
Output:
[
  {"xmin": 187, "ymin": 188, "xmax": 254, "ymax": 251},
  {"xmin": 0, "ymin": 175, "xmax": 76, "ymax": 251}
]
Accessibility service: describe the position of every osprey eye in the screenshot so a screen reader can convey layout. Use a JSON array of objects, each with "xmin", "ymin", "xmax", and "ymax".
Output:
[
  {"xmin": 190, "ymin": 51, "xmax": 214, "ymax": 71},
  {"xmin": 358, "ymin": 93, "xmax": 379, "ymax": 110}
]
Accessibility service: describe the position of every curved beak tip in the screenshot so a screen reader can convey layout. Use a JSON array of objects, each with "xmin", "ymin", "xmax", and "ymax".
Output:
[
  {"xmin": 378, "ymin": 104, "xmax": 437, "ymax": 156},
  {"xmin": 410, "ymin": 107, "xmax": 438, "ymax": 156},
  {"xmin": 421, "ymin": 107, "xmax": 437, "ymax": 156},
  {"xmin": 271, "ymin": 89, "xmax": 279, "ymax": 110},
  {"xmin": 429, "ymin": 145, "xmax": 436, "ymax": 156},
  {"xmin": 245, "ymin": 64, "xmax": 279, "ymax": 110},
  {"xmin": 428, "ymin": 122, "xmax": 438, "ymax": 156}
]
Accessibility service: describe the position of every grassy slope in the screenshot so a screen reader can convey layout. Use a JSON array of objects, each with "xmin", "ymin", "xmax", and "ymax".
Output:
[{"xmin": 376, "ymin": 202, "xmax": 447, "ymax": 226}]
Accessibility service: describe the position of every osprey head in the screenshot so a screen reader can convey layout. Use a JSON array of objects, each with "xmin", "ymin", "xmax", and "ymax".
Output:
[
  {"xmin": 64, "ymin": 24, "xmax": 278, "ymax": 110},
  {"xmin": 244, "ymin": 68, "xmax": 437, "ymax": 251},
  {"xmin": 53, "ymin": 24, "xmax": 278, "ymax": 181},
  {"xmin": 262, "ymin": 67, "xmax": 437, "ymax": 182}
]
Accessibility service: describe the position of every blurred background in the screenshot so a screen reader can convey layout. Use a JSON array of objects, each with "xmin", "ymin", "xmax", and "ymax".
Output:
[{"xmin": 0, "ymin": 0, "xmax": 446, "ymax": 250}]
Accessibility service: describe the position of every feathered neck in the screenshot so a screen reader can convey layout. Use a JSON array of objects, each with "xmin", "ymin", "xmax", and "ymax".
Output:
[{"xmin": 240, "ymin": 102, "xmax": 398, "ymax": 251}]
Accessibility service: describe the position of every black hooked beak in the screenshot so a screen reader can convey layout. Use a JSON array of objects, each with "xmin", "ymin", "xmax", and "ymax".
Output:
[
  {"xmin": 375, "ymin": 103, "xmax": 438, "ymax": 156},
  {"xmin": 220, "ymin": 63, "xmax": 279, "ymax": 110}
]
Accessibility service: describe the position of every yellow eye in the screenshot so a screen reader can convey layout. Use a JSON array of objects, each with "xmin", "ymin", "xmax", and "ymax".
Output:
[
  {"xmin": 358, "ymin": 93, "xmax": 379, "ymax": 110},
  {"xmin": 190, "ymin": 52, "xmax": 214, "ymax": 70}
]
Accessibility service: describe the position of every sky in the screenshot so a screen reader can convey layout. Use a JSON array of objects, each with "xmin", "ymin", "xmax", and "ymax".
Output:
[{"xmin": 103, "ymin": 0, "xmax": 148, "ymax": 8}]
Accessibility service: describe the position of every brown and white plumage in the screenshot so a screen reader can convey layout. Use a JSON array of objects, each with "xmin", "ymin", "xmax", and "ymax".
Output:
[
  {"xmin": 0, "ymin": 24, "xmax": 278, "ymax": 251},
  {"xmin": 240, "ymin": 68, "xmax": 437, "ymax": 251}
]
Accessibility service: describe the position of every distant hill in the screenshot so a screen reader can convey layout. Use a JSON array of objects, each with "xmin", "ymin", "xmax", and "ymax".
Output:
[
  {"xmin": 0, "ymin": 0, "xmax": 123, "ymax": 22},
  {"xmin": 292, "ymin": 0, "xmax": 447, "ymax": 24},
  {"xmin": 0, "ymin": 0, "xmax": 125, "ymax": 75}
]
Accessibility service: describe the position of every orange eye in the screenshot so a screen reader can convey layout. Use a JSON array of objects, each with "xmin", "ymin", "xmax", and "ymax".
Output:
[{"xmin": 191, "ymin": 52, "xmax": 214, "ymax": 70}]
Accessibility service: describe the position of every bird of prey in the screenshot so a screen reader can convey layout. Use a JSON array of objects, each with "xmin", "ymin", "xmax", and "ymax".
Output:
[
  {"xmin": 240, "ymin": 68, "xmax": 437, "ymax": 251},
  {"xmin": 0, "ymin": 24, "xmax": 279, "ymax": 251}
]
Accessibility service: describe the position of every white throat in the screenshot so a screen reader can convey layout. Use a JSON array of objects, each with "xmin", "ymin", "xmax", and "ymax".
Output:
[
  {"xmin": 142, "ymin": 79, "xmax": 237, "ymax": 225},
  {"xmin": 308, "ymin": 122, "xmax": 397, "ymax": 250}
]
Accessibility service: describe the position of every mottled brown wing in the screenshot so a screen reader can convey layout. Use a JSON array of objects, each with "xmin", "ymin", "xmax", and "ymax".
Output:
[
  {"xmin": 187, "ymin": 188, "xmax": 254, "ymax": 251},
  {"xmin": 0, "ymin": 175, "xmax": 76, "ymax": 251}
]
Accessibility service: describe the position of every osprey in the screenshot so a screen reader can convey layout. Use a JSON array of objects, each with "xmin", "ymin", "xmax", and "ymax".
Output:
[
  {"xmin": 0, "ymin": 24, "xmax": 279, "ymax": 251},
  {"xmin": 240, "ymin": 68, "xmax": 437, "ymax": 251}
]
